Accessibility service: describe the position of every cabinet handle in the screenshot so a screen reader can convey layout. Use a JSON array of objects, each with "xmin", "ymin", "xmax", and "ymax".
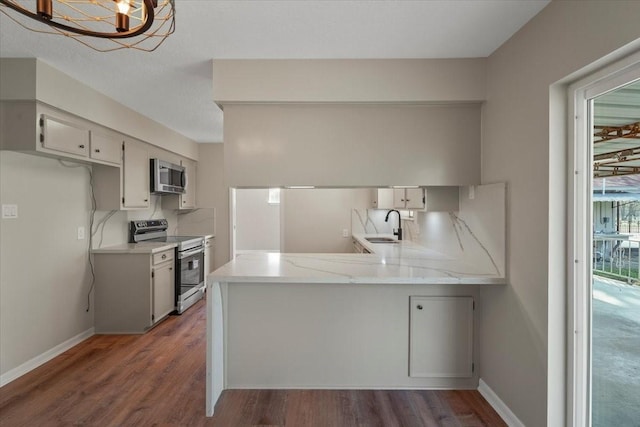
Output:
[
  {"xmin": 162, "ymin": 254, "xmax": 167, "ymax": 259},
  {"xmin": 79, "ymin": 144, "xmax": 85, "ymax": 149},
  {"xmin": 144, "ymin": 199, "xmax": 148, "ymax": 202},
  {"xmin": 94, "ymin": 148, "xmax": 100, "ymax": 153},
  {"xmin": 182, "ymin": 200, "xmax": 186, "ymax": 204},
  {"xmin": 417, "ymin": 305, "xmax": 423, "ymax": 310},
  {"xmin": 169, "ymin": 267, "xmax": 173, "ymax": 271}
]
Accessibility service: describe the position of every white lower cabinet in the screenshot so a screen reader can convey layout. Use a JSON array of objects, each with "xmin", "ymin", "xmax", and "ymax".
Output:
[
  {"xmin": 152, "ymin": 259, "xmax": 176, "ymax": 322},
  {"xmin": 204, "ymin": 237, "xmax": 215, "ymax": 275},
  {"xmin": 94, "ymin": 249, "xmax": 175, "ymax": 333},
  {"xmin": 409, "ymin": 296, "xmax": 474, "ymax": 378}
]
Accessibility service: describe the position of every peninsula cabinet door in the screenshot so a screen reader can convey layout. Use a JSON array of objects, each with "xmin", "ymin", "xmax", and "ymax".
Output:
[{"xmin": 409, "ymin": 296, "xmax": 474, "ymax": 378}]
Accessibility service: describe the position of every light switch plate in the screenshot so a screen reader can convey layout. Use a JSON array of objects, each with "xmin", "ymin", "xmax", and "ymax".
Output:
[
  {"xmin": 77, "ymin": 226, "xmax": 85, "ymax": 240},
  {"xmin": 342, "ymin": 229, "xmax": 350, "ymax": 238},
  {"xmin": 468, "ymin": 186, "xmax": 475, "ymax": 200},
  {"xmin": 2, "ymin": 204, "xmax": 18, "ymax": 219}
]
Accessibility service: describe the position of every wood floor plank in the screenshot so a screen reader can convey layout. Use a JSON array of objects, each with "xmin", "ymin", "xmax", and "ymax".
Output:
[{"xmin": 0, "ymin": 298, "xmax": 506, "ymax": 426}]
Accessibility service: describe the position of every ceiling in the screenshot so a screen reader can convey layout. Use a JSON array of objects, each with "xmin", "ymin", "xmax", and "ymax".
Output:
[
  {"xmin": 0, "ymin": 0, "xmax": 550, "ymax": 143},
  {"xmin": 592, "ymin": 80, "xmax": 640, "ymax": 179}
]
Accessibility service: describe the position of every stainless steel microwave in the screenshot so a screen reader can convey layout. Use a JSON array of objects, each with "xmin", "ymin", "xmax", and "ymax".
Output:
[{"xmin": 150, "ymin": 158, "xmax": 186, "ymax": 194}]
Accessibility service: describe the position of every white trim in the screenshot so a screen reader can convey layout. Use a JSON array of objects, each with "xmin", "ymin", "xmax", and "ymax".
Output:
[
  {"xmin": 229, "ymin": 188, "xmax": 236, "ymax": 260},
  {"xmin": 567, "ymin": 53, "xmax": 640, "ymax": 427},
  {"xmin": 0, "ymin": 328, "xmax": 94, "ymax": 387},
  {"xmin": 227, "ymin": 385, "xmax": 478, "ymax": 390},
  {"xmin": 478, "ymin": 378, "xmax": 525, "ymax": 427}
]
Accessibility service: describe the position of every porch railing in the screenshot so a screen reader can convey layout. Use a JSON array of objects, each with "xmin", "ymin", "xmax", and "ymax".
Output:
[{"xmin": 592, "ymin": 235, "xmax": 640, "ymax": 283}]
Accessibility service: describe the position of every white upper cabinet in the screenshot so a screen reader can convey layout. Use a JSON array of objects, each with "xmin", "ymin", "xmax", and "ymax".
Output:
[
  {"xmin": 41, "ymin": 115, "xmax": 90, "ymax": 157},
  {"xmin": 424, "ymin": 187, "xmax": 460, "ymax": 212},
  {"xmin": 393, "ymin": 188, "xmax": 425, "ymax": 210},
  {"xmin": 373, "ymin": 188, "xmax": 425, "ymax": 210},
  {"xmin": 181, "ymin": 158, "xmax": 197, "ymax": 209},
  {"xmin": 372, "ymin": 187, "xmax": 460, "ymax": 212},
  {"xmin": 93, "ymin": 138, "xmax": 150, "ymax": 210},
  {"xmin": 122, "ymin": 139, "xmax": 150, "ymax": 209},
  {"xmin": 90, "ymin": 131, "xmax": 122, "ymax": 165},
  {"xmin": 371, "ymin": 188, "xmax": 394, "ymax": 209}
]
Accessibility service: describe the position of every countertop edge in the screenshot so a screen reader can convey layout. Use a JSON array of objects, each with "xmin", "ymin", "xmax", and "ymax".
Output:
[{"xmin": 92, "ymin": 242, "xmax": 178, "ymax": 254}]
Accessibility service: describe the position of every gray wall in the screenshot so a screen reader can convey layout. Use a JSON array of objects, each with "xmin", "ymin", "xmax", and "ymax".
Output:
[
  {"xmin": 0, "ymin": 152, "xmax": 180, "ymax": 379},
  {"xmin": 281, "ymin": 188, "xmax": 372, "ymax": 253},
  {"xmin": 224, "ymin": 104, "xmax": 481, "ymax": 187},
  {"xmin": 481, "ymin": 2, "xmax": 640, "ymax": 426},
  {"xmin": 0, "ymin": 151, "xmax": 94, "ymax": 377},
  {"xmin": 197, "ymin": 143, "xmax": 230, "ymax": 271}
]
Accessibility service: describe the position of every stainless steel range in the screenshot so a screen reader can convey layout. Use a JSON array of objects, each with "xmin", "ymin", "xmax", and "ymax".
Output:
[{"xmin": 130, "ymin": 219, "xmax": 205, "ymax": 314}]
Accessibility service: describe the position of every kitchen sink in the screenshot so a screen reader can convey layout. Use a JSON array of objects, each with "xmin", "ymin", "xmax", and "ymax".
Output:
[{"xmin": 365, "ymin": 237, "xmax": 400, "ymax": 244}]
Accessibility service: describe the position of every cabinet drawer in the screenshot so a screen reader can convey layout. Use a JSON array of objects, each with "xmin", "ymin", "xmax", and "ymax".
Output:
[{"xmin": 153, "ymin": 249, "xmax": 175, "ymax": 265}]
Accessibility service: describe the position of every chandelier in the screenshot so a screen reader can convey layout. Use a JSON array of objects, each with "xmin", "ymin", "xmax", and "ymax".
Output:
[{"xmin": 0, "ymin": 0, "xmax": 175, "ymax": 52}]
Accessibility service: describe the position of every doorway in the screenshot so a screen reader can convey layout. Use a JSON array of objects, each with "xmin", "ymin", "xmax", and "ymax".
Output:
[
  {"xmin": 233, "ymin": 188, "xmax": 281, "ymax": 256},
  {"xmin": 571, "ymin": 59, "xmax": 640, "ymax": 427}
]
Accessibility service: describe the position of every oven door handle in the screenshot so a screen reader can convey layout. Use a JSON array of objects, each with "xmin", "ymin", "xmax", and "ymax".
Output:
[{"xmin": 179, "ymin": 247, "xmax": 204, "ymax": 259}]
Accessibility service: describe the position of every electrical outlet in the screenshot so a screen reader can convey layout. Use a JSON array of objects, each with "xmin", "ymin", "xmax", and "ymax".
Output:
[
  {"xmin": 77, "ymin": 226, "xmax": 85, "ymax": 240},
  {"xmin": 2, "ymin": 204, "xmax": 18, "ymax": 219},
  {"xmin": 342, "ymin": 229, "xmax": 350, "ymax": 238},
  {"xmin": 468, "ymin": 186, "xmax": 475, "ymax": 200}
]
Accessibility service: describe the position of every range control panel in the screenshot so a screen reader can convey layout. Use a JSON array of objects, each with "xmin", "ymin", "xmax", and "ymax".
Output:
[{"xmin": 129, "ymin": 219, "xmax": 169, "ymax": 243}]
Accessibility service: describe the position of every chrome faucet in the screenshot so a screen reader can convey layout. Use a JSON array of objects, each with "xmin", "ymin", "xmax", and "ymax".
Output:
[{"xmin": 385, "ymin": 209, "xmax": 403, "ymax": 241}]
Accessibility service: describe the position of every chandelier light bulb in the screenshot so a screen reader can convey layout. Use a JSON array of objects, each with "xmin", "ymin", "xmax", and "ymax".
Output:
[{"xmin": 115, "ymin": 0, "xmax": 131, "ymax": 15}]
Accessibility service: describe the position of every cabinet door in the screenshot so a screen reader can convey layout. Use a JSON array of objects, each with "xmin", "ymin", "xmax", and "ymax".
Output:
[
  {"xmin": 204, "ymin": 237, "xmax": 214, "ymax": 275},
  {"xmin": 372, "ymin": 188, "xmax": 394, "ymax": 209},
  {"xmin": 153, "ymin": 262, "xmax": 175, "ymax": 323},
  {"xmin": 90, "ymin": 131, "xmax": 122, "ymax": 165},
  {"xmin": 424, "ymin": 187, "xmax": 459, "ymax": 212},
  {"xmin": 180, "ymin": 158, "xmax": 197, "ymax": 209},
  {"xmin": 409, "ymin": 296, "xmax": 473, "ymax": 378},
  {"xmin": 122, "ymin": 140, "xmax": 150, "ymax": 209},
  {"xmin": 393, "ymin": 189, "xmax": 406, "ymax": 208},
  {"xmin": 41, "ymin": 115, "xmax": 89, "ymax": 157},
  {"xmin": 404, "ymin": 188, "xmax": 425, "ymax": 209}
]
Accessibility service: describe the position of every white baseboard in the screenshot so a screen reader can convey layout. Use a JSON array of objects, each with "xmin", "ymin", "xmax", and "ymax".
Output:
[
  {"xmin": 0, "ymin": 328, "xmax": 94, "ymax": 387},
  {"xmin": 478, "ymin": 378, "xmax": 525, "ymax": 427}
]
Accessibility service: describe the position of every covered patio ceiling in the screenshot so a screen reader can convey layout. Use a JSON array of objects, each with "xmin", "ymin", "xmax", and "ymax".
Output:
[{"xmin": 593, "ymin": 79, "xmax": 640, "ymax": 178}]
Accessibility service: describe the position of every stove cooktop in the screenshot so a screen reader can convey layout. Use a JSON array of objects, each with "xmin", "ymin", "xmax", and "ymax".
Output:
[
  {"xmin": 129, "ymin": 219, "xmax": 204, "ymax": 250},
  {"xmin": 146, "ymin": 235, "xmax": 204, "ymax": 251}
]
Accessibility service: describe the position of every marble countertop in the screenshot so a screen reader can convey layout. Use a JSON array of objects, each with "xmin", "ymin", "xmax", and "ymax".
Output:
[
  {"xmin": 208, "ymin": 234, "xmax": 506, "ymax": 285},
  {"xmin": 92, "ymin": 242, "xmax": 178, "ymax": 254}
]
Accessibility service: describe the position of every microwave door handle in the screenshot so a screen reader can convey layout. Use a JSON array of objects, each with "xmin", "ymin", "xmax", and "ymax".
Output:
[{"xmin": 182, "ymin": 169, "xmax": 188, "ymax": 191}]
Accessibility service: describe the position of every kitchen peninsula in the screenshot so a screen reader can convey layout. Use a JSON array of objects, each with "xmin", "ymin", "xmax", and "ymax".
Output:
[{"xmin": 205, "ymin": 233, "xmax": 506, "ymax": 416}]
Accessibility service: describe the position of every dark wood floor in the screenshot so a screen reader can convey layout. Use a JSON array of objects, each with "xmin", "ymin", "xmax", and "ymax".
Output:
[{"xmin": 0, "ymin": 298, "xmax": 506, "ymax": 426}]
